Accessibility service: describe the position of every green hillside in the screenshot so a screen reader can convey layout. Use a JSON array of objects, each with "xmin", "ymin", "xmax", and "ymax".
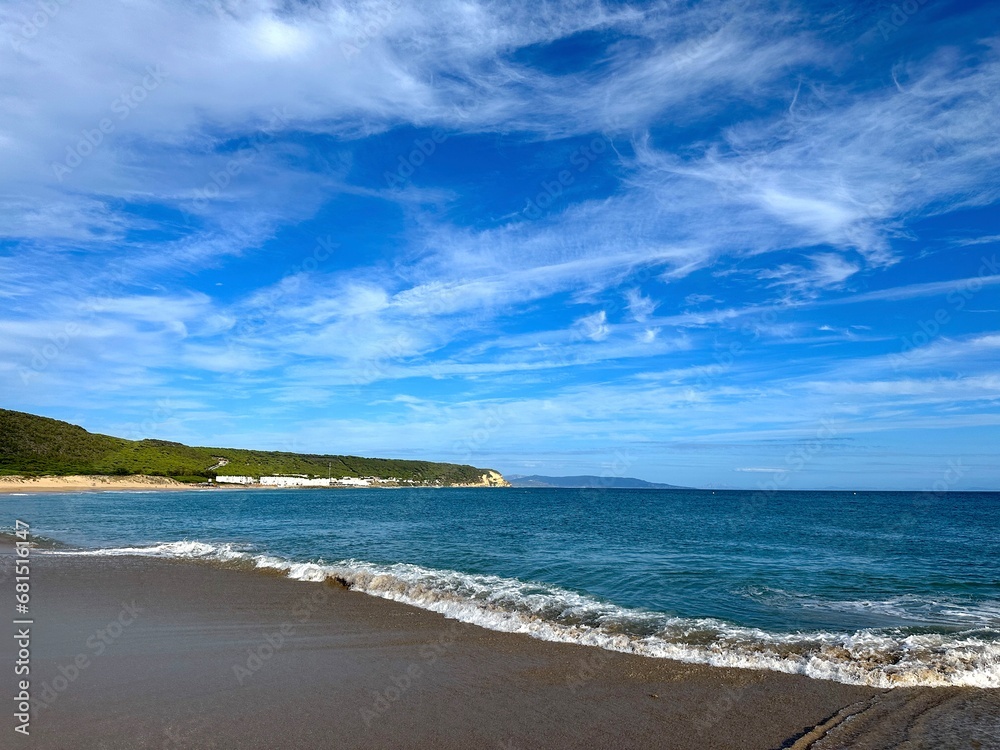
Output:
[{"xmin": 0, "ymin": 409, "xmax": 496, "ymax": 484}]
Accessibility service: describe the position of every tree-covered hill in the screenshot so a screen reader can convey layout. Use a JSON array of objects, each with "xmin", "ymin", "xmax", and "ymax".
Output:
[{"xmin": 0, "ymin": 408, "xmax": 499, "ymax": 484}]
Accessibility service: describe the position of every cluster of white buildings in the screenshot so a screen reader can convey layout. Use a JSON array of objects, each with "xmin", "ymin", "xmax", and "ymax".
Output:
[{"xmin": 215, "ymin": 475, "xmax": 373, "ymax": 488}]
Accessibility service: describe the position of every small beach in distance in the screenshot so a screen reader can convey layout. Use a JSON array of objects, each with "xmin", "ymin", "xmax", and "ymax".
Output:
[{"xmin": 0, "ymin": 475, "xmax": 197, "ymax": 493}]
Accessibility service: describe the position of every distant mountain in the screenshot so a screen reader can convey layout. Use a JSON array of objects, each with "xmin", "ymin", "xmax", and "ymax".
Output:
[{"xmin": 507, "ymin": 475, "xmax": 687, "ymax": 489}]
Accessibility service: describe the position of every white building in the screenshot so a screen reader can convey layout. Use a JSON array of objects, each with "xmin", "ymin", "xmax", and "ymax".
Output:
[
  {"xmin": 333, "ymin": 477, "xmax": 371, "ymax": 487},
  {"xmin": 215, "ymin": 475, "xmax": 255, "ymax": 485},
  {"xmin": 215, "ymin": 475, "xmax": 375, "ymax": 487},
  {"xmin": 259, "ymin": 476, "xmax": 332, "ymax": 488}
]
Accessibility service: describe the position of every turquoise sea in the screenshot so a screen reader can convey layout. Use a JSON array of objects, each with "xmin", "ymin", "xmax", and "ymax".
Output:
[{"xmin": 8, "ymin": 487, "xmax": 1000, "ymax": 687}]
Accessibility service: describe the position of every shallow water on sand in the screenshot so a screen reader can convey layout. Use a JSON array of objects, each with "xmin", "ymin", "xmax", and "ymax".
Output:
[{"xmin": 10, "ymin": 487, "xmax": 1000, "ymax": 687}]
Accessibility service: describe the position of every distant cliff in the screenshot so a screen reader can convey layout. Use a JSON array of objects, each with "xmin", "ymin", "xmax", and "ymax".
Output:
[
  {"xmin": 453, "ymin": 470, "xmax": 510, "ymax": 488},
  {"xmin": 507, "ymin": 475, "xmax": 686, "ymax": 489},
  {"xmin": 0, "ymin": 408, "xmax": 507, "ymax": 487}
]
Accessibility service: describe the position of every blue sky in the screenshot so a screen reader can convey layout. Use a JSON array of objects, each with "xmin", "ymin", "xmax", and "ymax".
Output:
[{"xmin": 1, "ymin": 0, "xmax": 998, "ymax": 489}]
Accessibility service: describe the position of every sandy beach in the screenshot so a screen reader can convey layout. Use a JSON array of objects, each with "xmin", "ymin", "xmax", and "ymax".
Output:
[
  {"xmin": 0, "ymin": 475, "xmax": 504, "ymax": 493},
  {"xmin": 0, "ymin": 475, "xmax": 201, "ymax": 493},
  {"xmin": 3, "ymin": 542, "xmax": 996, "ymax": 749}
]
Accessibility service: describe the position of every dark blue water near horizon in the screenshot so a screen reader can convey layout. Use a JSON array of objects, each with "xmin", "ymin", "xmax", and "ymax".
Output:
[{"xmin": 7, "ymin": 487, "xmax": 1000, "ymax": 687}]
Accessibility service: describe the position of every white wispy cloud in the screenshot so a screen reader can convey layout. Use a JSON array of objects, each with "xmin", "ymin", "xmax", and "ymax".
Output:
[
  {"xmin": 626, "ymin": 288, "xmax": 658, "ymax": 321},
  {"xmin": 1, "ymin": 1, "xmax": 997, "ymax": 487},
  {"xmin": 629, "ymin": 37, "xmax": 1000, "ymax": 266}
]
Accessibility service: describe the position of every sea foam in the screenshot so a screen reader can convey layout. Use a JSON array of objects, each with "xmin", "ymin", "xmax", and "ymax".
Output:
[{"xmin": 43, "ymin": 541, "xmax": 1000, "ymax": 689}]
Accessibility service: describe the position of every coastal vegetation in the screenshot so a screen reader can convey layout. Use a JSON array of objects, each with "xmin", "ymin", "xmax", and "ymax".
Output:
[{"xmin": 0, "ymin": 408, "xmax": 498, "ymax": 485}]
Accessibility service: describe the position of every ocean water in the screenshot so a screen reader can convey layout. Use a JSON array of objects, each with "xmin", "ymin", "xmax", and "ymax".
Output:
[{"xmin": 8, "ymin": 487, "xmax": 1000, "ymax": 688}]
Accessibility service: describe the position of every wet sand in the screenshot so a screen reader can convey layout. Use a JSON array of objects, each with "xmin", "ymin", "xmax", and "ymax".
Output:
[{"xmin": 4, "ymin": 543, "xmax": 998, "ymax": 749}]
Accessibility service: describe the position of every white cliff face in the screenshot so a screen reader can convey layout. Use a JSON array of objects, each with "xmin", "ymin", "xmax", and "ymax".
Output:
[
  {"xmin": 438, "ymin": 471, "xmax": 510, "ymax": 487},
  {"xmin": 480, "ymin": 471, "xmax": 510, "ymax": 487}
]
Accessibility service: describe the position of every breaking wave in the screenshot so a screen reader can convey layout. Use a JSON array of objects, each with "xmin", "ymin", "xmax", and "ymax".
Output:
[{"xmin": 43, "ymin": 541, "xmax": 1000, "ymax": 689}]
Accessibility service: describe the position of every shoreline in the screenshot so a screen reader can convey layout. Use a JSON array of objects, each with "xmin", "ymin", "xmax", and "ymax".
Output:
[
  {"xmin": 5, "ymin": 542, "xmax": 998, "ymax": 748},
  {"xmin": 0, "ymin": 475, "xmax": 508, "ymax": 494},
  {"xmin": 0, "ymin": 474, "xmax": 203, "ymax": 493}
]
